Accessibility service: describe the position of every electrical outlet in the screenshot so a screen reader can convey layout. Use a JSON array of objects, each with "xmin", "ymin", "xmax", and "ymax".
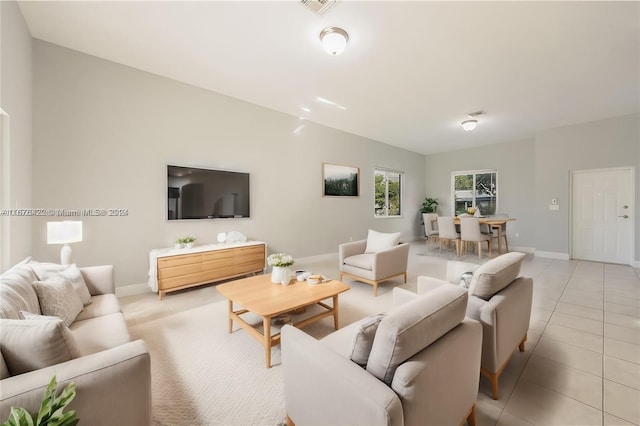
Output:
[
  {"xmin": 549, "ymin": 205, "xmax": 560, "ymax": 211},
  {"xmin": 515, "ymin": 232, "xmax": 520, "ymax": 237}
]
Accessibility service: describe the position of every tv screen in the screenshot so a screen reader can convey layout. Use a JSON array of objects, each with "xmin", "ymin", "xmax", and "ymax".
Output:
[{"xmin": 167, "ymin": 165, "xmax": 250, "ymax": 220}]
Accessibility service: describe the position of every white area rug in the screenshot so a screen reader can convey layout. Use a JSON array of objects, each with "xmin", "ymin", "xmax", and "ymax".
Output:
[{"xmin": 128, "ymin": 283, "xmax": 390, "ymax": 426}]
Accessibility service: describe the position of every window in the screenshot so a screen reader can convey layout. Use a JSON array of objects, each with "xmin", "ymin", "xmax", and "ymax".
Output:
[
  {"xmin": 375, "ymin": 168, "xmax": 403, "ymax": 217},
  {"xmin": 452, "ymin": 170, "xmax": 497, "ymax": 215}
]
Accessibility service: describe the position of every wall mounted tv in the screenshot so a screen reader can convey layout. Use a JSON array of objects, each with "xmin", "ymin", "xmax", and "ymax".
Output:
[{"xmin": 167, "ymin": 165, "xmax": 250, "ymax": 220}]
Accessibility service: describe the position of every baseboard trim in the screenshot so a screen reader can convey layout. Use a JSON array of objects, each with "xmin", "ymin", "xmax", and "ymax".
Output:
[
  {"xmin": 535, "ymin": 251, "xmax": 570, "ymax": 260},
  {"xmin": 115, "ymin": 283, "xmax": 152, "ymax": 297},
  {"xmin": 631, "ymin": 260, "xmax": 640, "ymax": 268},
  {"xmin": 510, "ymin": 246, "xmax": 535, "ymax": 254}
]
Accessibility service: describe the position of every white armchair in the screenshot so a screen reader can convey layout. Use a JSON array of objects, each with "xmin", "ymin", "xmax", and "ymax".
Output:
[
  {"xmin": 417, "ymin": 252, "xmax": 532, "ymax": 400},
  {"xmin": 339, "ymin": 239, "xmax": 410, "ymax": 296},
  {"xmin": 282, "ymin": 285, "xmax": 482, "ymax": 426}
]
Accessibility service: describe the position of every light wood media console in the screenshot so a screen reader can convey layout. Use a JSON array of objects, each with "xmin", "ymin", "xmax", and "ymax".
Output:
[{"xmin": 155, "ymin": 241, "xmax": 266, "ymax": 299}]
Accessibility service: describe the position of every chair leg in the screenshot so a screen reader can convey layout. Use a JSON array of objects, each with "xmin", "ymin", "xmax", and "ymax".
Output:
[
  {"xmin": 373, "ymin": 282, "xmax": 378, "ymax": 297},
  {"xmin": 466, "ymin": 404, "xmax": 476, "ymax": 426},
  {"xmin": 519, "ymin": 333, "xmax": 527, "ymax": 352},
  {"xmin": 455, "ymin": 239, "xmax": 461, "ymax": 256},
  {"xmin": 504, "ymin": 235, "xmax": 509, "ymax": 252},
  {"xmin": 477, "ymin": 241, "xmax": 482, "ymax": 260}
]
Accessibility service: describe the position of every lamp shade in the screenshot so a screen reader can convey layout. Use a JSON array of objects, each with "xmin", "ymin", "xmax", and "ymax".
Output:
[
  {"xmin": 47, "ymin": 221, "xmax": 83, "ymax": 244},
  {"xmin": 320, "ymin": 27, "xmax": 349, "ymax": 55}
]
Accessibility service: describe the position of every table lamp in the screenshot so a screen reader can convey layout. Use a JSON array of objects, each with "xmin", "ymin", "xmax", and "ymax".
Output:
[{"xmin": 47, "ymin": 221, "xmax": 83, "ymax": 265}]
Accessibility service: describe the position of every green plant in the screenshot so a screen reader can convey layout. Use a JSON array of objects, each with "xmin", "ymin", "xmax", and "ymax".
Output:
[
  {"xmin": 2, "ymin": 375, "xmax": 78, "ymax": 426},
  {"xmin": 176, "ymin": 236, "xmax": 196, "ymax": 244},
  {"xmin": 420, "ymin": 197, "xmax": 439, "ymax": 213}
]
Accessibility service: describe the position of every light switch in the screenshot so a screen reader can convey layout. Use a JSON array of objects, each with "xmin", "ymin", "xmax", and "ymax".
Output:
[{"xmin": 551, "ymin": 198, "xmax": 558, "ymax": 205}]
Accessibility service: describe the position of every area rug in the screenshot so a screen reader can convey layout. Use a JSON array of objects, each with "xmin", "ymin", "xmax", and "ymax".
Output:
[{"xmin": 128, "ymin": 286, "xmax": 387, "ymax": 426}]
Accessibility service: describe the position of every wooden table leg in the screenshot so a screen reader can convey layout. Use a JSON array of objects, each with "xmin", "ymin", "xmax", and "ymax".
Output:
[
  {"xmin": 227, "ymin": 299, "xmax": 233, "ymax": 333},
  {"xmin": 497, "ymin": 227, "xmax": 503, "ymax": 254},
  {"xmin": 333, "ymin": 295, "xmax": 340, "ymax": 330},
  {"xmin": 263, "ymin": 315, "xmax": 272, "ymax": 368}
]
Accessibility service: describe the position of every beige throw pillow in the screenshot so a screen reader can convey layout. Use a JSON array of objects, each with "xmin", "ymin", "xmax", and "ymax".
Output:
[
  {"xmin": 364, "ymin": 229, "xmax": 402, "ymax": 254},
  {"xmin": 32, "ymin": 276, "xmax": 84, "ymax": 326},
  {"xmin": 58, "ymin": 264, "xmax": 92, "ymax": 305},
  {"xmin": 468, "ymin": 252, "xmax": 526, "ymax": 299},
  {"xmin": 349, "ymin": 313, "xmax": 385, "ymax": 366},
  {"xmin": 0, "ymin": 318, "xmax": 80, "ymax": 376}
]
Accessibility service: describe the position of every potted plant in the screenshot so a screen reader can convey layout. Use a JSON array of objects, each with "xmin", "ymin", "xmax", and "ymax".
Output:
[
  {"xmin": 419, "ymin": 197, "xmax": 439, "ymax": 214},
  {"xmin": 175, "ymin": 236, "xmax": 196, "ymax": 249},
  {"xmin": 2, "ymin": 374, "xmax": 78, "ymax": 426}
]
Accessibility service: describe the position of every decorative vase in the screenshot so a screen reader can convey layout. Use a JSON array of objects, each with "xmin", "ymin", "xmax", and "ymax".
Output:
[
  {"xmin": 280, "ymin": 267, "xmax": 291, "ymax": 285},
  {"xmin": 185, "ymin": 242, "xmax": 194, "ymax": 249},
  {"xmin": 271, "ymin": 266, "xmax": 284, "ymax": 284},
  {"xmin": 175, "ymin": 243, "xmax": 184, "ymax": 249}
]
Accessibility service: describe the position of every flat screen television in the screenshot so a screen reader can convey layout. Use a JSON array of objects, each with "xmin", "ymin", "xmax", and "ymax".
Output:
[{"xmin": 167, "ymin": 165, "xmax": 250, "ymax": 220}]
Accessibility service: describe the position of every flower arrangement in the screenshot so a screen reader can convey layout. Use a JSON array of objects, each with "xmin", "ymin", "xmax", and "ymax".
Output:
[{"xmin": 267, "ymin": 253, "xmax": 294, "ymax": 267}]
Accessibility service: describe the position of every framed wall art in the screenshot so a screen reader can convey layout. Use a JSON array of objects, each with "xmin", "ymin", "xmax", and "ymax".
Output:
[{"xmin": 322, "ymin": 163, "xmax": 359, "ymax": 197}]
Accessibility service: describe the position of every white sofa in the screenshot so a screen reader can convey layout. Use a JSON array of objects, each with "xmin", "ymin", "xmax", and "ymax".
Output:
[
  {"xmin": 0, "ymin": 259, "xmax": 151, "ymax": 425},
  {"xmin": 282, "ymin": 285, "xmax": 482, "ymax": 426}
]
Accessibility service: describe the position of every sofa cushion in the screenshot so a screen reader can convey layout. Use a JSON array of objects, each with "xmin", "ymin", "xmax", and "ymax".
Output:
[
  {"xmin": 70, "ymin": 312, "xmax": 131, "ymax": 356},
  {"xmin": 364, "ymin": 229, "xmax": 401, "ymax": 254},
  {"xmin": 32, "ymin": 263, "xmax": 93, "ymax": 306},
  {"xmin": 0, "ymin": 318, "xmax": 80, "ymax": 376},
  {"xmin": 343, "ymin": 254, "xmax": 374, "ymax": 271},
  {"xmin": 75, "ymin": 294, "xmax": 121, "ymax": 321},
  {"xmin": 32, "ymin": 276, "xmax": 84, "ymax": 326},
  {"xmin": 349, "ymin": 313, "xmax": 385, "ymax": 366},
  {"xmin": 366, "ymin": 285, "xmax": 468, "ymax": 385},
  {"xmin": 0, "ymin": 266, "xmax": 41, "ymax": 319},
  {"xmin": 468, "ymin": 252, "xmax": 526, "ymax": 300},
  {"xmin": 0, "ymin": 351, "xmax": 8, "ymax": 380}
]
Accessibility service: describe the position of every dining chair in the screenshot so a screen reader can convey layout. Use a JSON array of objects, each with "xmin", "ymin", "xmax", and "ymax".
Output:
[
  {"xmin": 460, "ymin": 217, "xmax": 492, "ymax": 260},
  {"xmin": 422, "ymin": 213, "xmax": 439, "ymax": 246},
  {"xmin": 491, "ymin": 213, "xmax": 510, "ymax": 253},
  {"xmin": 437, "ymin": 216, "xmax": 461, "ymax": 256}
]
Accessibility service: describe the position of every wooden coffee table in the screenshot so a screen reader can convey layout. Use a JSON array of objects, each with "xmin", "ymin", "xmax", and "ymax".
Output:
[{"xmin": 217, "ymin": 274, "xmax": 350, "ymax": 368}]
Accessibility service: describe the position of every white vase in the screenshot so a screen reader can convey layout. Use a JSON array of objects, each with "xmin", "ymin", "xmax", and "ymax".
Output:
[
  {"xmin": 271, "ymin": 266, "xmax": 283, "ymax": 284},
  {"xmin": 185, "ymin": 242, "xmax": 194, "ymax": 249},
  {"xmin": 280, "ymin": 267, "xmax": 291, "ymax": 285},
  {"xmin": 175, "ymin": 243, "xmax": 184, "ymax": 249}
]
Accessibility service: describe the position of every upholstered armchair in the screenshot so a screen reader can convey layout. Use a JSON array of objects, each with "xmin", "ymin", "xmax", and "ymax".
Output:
[
  {"xmin": 422, "ymin": 213, "xmax": 439, "ymax": 245},
  {"xmin": 417, "ymin": 252, "xmax": 532, "ymax": 400},
  {"xmin": 282, "ymin": 285, "xmax": 482, "ymax": 426},
  {"xmin": 339, "ymin": 231, "xmax": 410, "ymax": 296}
]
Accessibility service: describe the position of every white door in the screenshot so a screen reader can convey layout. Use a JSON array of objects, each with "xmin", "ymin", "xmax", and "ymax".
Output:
[{"xmin": 572, "ymin": 168, "xmax": 633, "ymax": 264}]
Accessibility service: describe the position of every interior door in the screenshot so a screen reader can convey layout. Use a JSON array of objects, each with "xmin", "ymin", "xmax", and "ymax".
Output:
[{"xmin": 572, "ymin": 168, "xmax": 633, "ymax": 264}]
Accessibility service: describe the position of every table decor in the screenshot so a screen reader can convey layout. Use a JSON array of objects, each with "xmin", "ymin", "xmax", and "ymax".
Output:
[{"xmin": 267, "ymin": 253, "xmax": 294, "ymax": 284}]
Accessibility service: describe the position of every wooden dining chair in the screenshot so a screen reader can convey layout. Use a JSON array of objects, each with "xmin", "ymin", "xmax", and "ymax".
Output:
[
  {"xmin": 460, "ymin": 217, "xmax": 492, "ymax": 260},
  {"xmin": 437, "ymin": 216, "xmax": 461, "ymax": 256},
  {"xmin": 491, "ymin": 213, "xmax": 510, "ymax": 253}
]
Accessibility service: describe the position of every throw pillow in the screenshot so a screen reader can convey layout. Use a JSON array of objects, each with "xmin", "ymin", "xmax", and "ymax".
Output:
[
  {"xmin": 468, "ymin": 252, "xmax": 526, "ymax": 299},
  {"xmin": 29, "ymin": 261, "xmax": 67, "ymax": 280},
  {"xmin": 349, "ymin": 313, "xmax": 385, "ymax": 366},
  {"xmin": 0, "ymin": 318, "xmax": 80, "ymax": 376},
  {"xmin": 32, "ymin": 276, "xmax": 84, "ymax": 326},
  {"xmin": 19, "ymin": 311, "xmax": 59, "ymax": 321},
  {"xmin": 58, "ymin": 264, "xmax": 92, "ymax": 306},
  {"xmin": 364, "ymin": 229, "xmax": 402, "ymax": 254}
]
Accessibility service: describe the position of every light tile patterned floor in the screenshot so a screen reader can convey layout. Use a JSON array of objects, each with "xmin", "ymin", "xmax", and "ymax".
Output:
[{"xmin": 121, "ymin": 240, "xmax": 640, "ymax": 426}]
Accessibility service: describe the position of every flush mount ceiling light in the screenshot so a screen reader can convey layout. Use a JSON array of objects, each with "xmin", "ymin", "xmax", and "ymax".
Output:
[
  {"xmin": 320, "ymin": 27, "xmax": 349, "ymax": 55},
  {"xmin": 461, "ymin": 119, "xmax": 478, "ymax": 131}
]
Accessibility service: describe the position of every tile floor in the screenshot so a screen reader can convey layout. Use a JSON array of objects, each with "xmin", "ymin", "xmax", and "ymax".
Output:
[{"xmin": 121, "ymin": 240, "xmax": 640, "ymax": 426}]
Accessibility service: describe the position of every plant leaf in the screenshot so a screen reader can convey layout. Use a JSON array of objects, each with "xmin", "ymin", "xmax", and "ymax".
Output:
[
  {"xmin": 35, "ymin": 375, "xmax": 58, "ymax": 425},
  {"xmin": 2, "ymin": 407, "xmax": 34, "ymax": 426}
]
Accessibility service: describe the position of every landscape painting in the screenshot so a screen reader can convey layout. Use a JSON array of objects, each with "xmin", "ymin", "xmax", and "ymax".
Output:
[{"xmin": 323, "ymin": 163, "xmax": 359, "ymax": 197}]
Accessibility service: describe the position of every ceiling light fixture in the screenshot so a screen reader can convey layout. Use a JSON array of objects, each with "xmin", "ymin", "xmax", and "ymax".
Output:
[
  {"xmin": 319, "ymin": 27, "xmax": 349, "ymax": 55},
  {"xmin": 461, "ymin": 119, "xmax": 478, "ymax": 131}
]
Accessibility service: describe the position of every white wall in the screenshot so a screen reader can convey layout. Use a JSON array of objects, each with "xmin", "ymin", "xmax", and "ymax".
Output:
[
  {"xmin": 424, "ymin": 139, "xmax": 536, "ymax": 250},
  {"xmin": 534, "ymin": 113, "xmax": 640, "ymax": 258},
  {"xmin": 0, "ymin": 1, "xmax": 32, "ymax": 271},
  {"xmin": 31, "ymin": 41, "xmax": 425, "ymax": 286}
]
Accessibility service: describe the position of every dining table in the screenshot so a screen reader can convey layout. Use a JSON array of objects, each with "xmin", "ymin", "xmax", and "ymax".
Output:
[{"xmin": 453, "ymin": 216, "xmax": 516, "ymax": 254}]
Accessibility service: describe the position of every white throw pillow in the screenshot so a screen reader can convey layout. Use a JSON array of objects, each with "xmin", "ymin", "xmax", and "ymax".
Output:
[
  {"xmin": 58, "ymin": 264, "xmax": 92, "ymax": 305},
  {"xmin": 349, "ymin": 313, "xmax": 385, "ymax": 366},
  {"xmin": 364, "ymin": 229, "xmax": 402, "ymax": 254},
  {"xmin": 0, "ymin": 318, "xmax": 80, "ymax": 376},
  {"xmin": 29, "ymin": 261, "xmax": 67, "ymax": 280},
  {"xmin": 32, "ymin": 276, "xmax": 84, "ymax": 326}
]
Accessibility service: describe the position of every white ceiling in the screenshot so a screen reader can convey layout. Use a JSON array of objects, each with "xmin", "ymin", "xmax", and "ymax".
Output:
[{"xmin": 18, "ymin": 1, "xmax": 640, "ymax": 155}]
